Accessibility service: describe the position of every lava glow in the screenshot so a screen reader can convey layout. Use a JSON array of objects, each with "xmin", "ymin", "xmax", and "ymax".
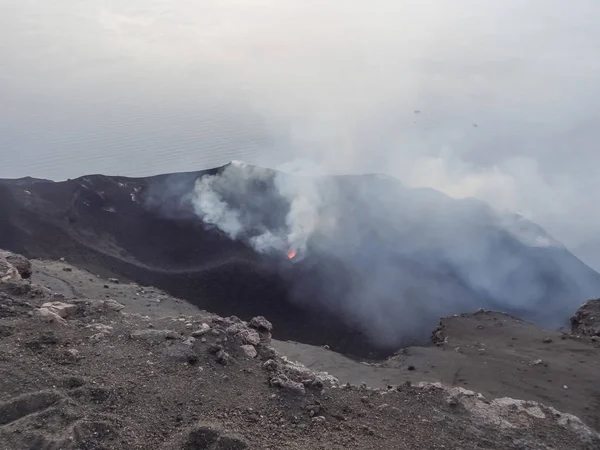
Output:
[{"xmin": 287, "ymin": 250, "xmax": 297, "ymax": 259}]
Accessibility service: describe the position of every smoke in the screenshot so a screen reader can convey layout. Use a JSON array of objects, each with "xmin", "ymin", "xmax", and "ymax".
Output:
[
  {"xmin": 186, "ymin": 161, "xmax": 600, "ymax": 349},
  {"xmin": 191, "ymin": 161, "xmax": 331, "ymax": 256},
  {"xmin": 193, "ymin": 170, "xmax": 244, "ymax": 239}
]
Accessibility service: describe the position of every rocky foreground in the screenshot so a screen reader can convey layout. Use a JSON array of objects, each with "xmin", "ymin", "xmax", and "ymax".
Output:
[{"xmin": 1, "ymin": 250, "xmax": 600, "ymax": 449}]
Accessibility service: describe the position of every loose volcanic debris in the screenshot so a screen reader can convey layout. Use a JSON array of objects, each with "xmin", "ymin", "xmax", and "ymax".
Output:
[
  {"xmin": 1, "ymin": 250, "xmax": 600, "ymax": 449},
  {"xmin": 571, "ymin": 299, "xmax": 600, "ymax": 337}
]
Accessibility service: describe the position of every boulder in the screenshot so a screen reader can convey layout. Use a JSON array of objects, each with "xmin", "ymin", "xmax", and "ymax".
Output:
[
  {"xmin": 571, "ymin": 299, "xmax": 600, "ymax": 336},
  {"xmin": 239, "ymin": 329, "xmax": 261, "ymax": 346},
  {"xmin": 41, "ymin": 302, "xmax": 78, "ymax": 319},
  {"xmin": 269, "ymin": 374, "xmax": 306, "ymax": 395},
  {"xmin": 0, "ymin": 257, "xmax": 21, "ymax": 283},
  {"xmin": 215, "ymin": 350, "xmax": 230, "ymax": 365},
  {"xmin": 225, "ymin": 323, "xmax": 261, "ymax": 346},
  {"xmin": 74, "ymin": 298, "xmax": 125, "ymax": 314},
  {"xmin": 278, "ymin": 356, "xmax": 339, "ymax": 388},
  {"xmin": 248, "ymin": 316, "xmax": 273, "ymax": 332},
  {"xmin": 30, "ymin": 285, "xmax": 52, "ymax": 298},
  {"xmin": 1, "ymin": 251, "xmax": 31, "ymax": 279},
  {"xmin": 34, "ymin": 307, "xmax": 67, "ymax": 324},
  {"xmin": 240, "ymin": 345, "xmax": 257, "ymax": 359}
]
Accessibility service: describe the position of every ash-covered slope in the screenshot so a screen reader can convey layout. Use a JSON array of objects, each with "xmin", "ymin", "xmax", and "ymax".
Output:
[
  {"xmin": 1, "ymin": 163, "xmax": 599, "ymax": 356},
  {"xmin": 2, "ymin": 251, "xmax": 599, "ymax": 450},
  {"xmin": 0, "ymin": 169, "xmax": 377, "ymax": 356}
]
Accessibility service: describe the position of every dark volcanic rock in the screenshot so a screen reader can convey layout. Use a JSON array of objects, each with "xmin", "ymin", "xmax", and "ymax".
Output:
[
  {"xmin": 248, "ymin": 316, "xmax": 273, "ymax": 332},
  {"xmin": 571, "ymin": 299, "xmax": 600, "ymax": 336},
  {"xmin": 2, "ymin": 165, "xmax": 600, "ymax": 358}
]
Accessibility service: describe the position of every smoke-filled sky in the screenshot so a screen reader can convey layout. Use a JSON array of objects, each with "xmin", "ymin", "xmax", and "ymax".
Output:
[{"xmin": 1, "ymin": 0, "xmax": 600, "ymax": 267}]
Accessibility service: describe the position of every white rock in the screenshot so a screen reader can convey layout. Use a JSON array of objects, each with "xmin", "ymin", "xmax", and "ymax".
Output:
[
  {"xmin": 34, "ymin": 307, "xmax": 66, "ymax": 324},
  {"xmin": 0, "ymin": 257, "xmax": 21, "ymax": 283},
  {"xmin": 241, "ymin": 345, "xmax": 258, "ymax": 358},
  {"xmin": 241, "ymin": 329, "xmax": 261, "ymax": 346},
  {"xmin": 41, "ymin": 302, "xmax": 77, "ymax": 319}
]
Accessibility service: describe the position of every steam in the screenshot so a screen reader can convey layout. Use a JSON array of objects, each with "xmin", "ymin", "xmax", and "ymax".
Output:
[
  {"xmin": 185, "ymin": 161, "xmax": 600, "ymax": 349},
  {"xmin": 191, "ymin": 161, "xmax": 327, "ymax": 256},
  {"xmin": 194, "ymin": 175, "xmax": 243, "ymax": 238}
]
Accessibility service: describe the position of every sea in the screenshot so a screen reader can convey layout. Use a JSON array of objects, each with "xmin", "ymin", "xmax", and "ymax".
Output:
[{"xmin": 0, "ymin": 1, "xmax": 291, "ymax": 181}]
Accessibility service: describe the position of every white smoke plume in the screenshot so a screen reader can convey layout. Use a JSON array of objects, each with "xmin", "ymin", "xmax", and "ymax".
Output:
[
  {"xmin": 191, "ymin": 160, "xmax": 329, "ymax": 257},
  {"xmin": 193, "ymin": 175, "xmax": 243, "ymax": 239}
]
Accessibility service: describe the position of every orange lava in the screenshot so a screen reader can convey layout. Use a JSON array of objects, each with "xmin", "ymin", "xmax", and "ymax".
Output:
[{"xmin": 287, "ymin": 250, "xmax": 297, "ymax": 259}]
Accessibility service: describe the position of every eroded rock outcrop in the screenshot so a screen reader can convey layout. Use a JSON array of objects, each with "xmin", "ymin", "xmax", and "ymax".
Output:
[
  {"xmin": 571, "ymin": 299, "xmax": 600, "ymax": 336},
  {"xmin": 420, "ymin": 382, "xmax": 600, "ymax": 449},
  {"xmin": 1, "ymin": 251, "xmax": 32, "ymax": 279},
  {"xmin": 0, "ymin": 253, "xmax": 21, "ymax": 283}
]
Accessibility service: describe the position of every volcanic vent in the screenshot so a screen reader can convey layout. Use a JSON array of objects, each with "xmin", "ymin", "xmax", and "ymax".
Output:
[{"xmin": 1, "ymin": 162, "xmax": 600, "ymax": 357}]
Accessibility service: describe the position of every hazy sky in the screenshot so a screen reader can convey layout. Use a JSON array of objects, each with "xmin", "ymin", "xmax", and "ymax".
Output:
[{"xmin": 1, "ymin": 1, "xmax": 600, "ymax": 263}]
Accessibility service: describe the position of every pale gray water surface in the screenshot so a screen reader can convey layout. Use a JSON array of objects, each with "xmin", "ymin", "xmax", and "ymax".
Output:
[{"xmin": 0, "ymin": 1, "xmax": 283, "ymax": 180}]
